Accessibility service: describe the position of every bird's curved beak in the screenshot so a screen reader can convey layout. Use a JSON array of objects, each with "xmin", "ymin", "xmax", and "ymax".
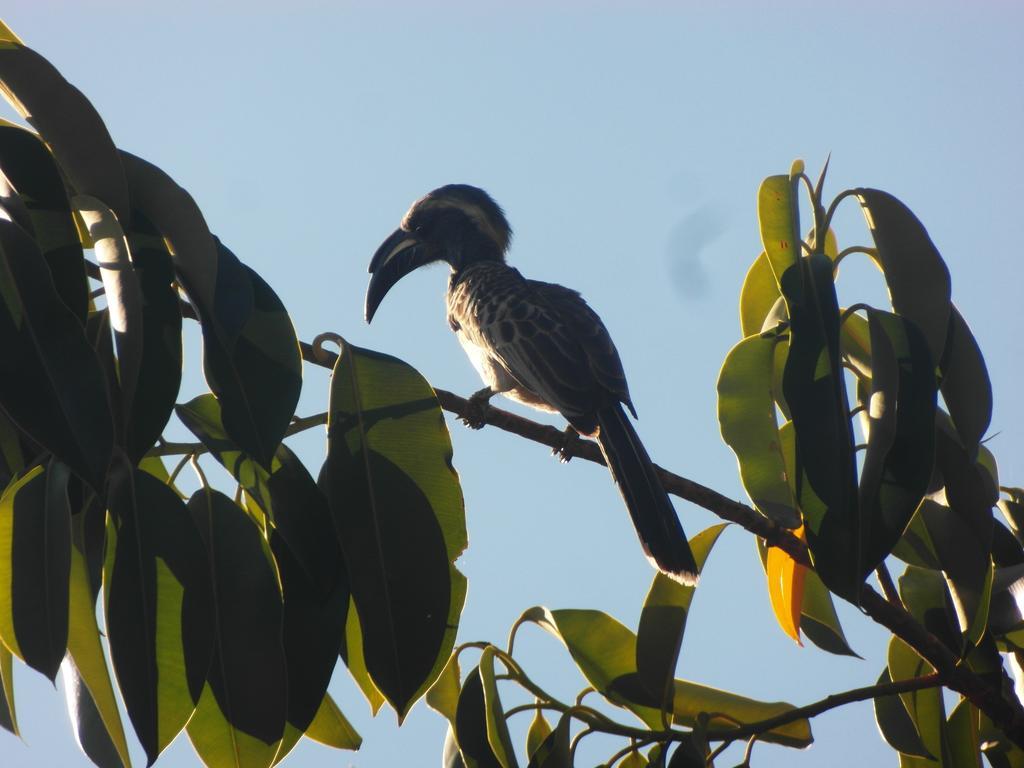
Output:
[{"xmin": 365, "ymin": 228, "xmax": 431, "ymax": 322}]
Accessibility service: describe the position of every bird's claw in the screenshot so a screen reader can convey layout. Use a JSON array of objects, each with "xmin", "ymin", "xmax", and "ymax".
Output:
[
  {"xmin": 552, "ymin": 426, "xmax": 582, "ymax": 463},
  {"xmin": 459, "ymin": 388, "xmax": 493, "ymax": 430}
]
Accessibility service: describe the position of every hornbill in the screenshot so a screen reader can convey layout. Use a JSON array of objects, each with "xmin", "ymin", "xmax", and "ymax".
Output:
[{"xmin": 364, "ymin": 184, "xmax": 698, "ymax": 585}]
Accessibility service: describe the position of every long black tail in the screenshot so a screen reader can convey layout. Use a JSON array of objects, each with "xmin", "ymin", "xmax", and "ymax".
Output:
[{"xmin": 595, "ymin": 403, "xmax": 698, "ymax": 585}]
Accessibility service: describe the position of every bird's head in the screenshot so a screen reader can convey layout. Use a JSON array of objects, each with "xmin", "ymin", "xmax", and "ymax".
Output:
[{"xmin": 365, "ymin": 184, "xmax": 512, "ymax": 322}]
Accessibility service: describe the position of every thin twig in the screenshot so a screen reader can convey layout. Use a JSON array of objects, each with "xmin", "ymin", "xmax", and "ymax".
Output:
[{"xmin": 875, "ymin": 563, "xmax": 900, "ymax": 605}]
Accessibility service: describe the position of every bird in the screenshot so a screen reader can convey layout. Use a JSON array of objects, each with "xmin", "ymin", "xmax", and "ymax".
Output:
[{"xmin": 364, "ymin": 184, "xmax": 698, "ymax": 585}]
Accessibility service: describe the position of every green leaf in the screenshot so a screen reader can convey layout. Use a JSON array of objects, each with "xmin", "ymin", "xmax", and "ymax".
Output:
[
  {"xmin": 946, "ymin": 699, "xmax": 982, "ymax": 768},
  {"xmin": 738, "ymin": 252, "xmax": 779, "ymax": 337},
  {"xmin": 855, "ymin": 189, "xmax": 952, "ymax": 364},
  {"xmin": 321, "ymin": 340, "xmax": 466, "ymax": 718},
  {"xmin": 67, "ymin": 519, "xmax": 130, "ymax": 768},
  {"xmin": 105, "ymin": 463, "xmax": 213, "ymax": 764},
  {"xmin": 888, "ymin": 637, "xmax": 947, "ymax": 764},
  {"xmin": 60, "ymin": 657, "xmax": 126, "ymax": 768},
  {"xmin": 526, "ymin": 607, "xmax": 811, "ymax": 747},
  {"xmin": 0, "ymin": 642, "xmax": 16, "ymax": 735},
  {"xmin": 427, "ymin": 653, "xmax": 462, "ymax": 728},
  {"xmin": 781, "ymin": 252, "xmax": 859, "ymax": 599},
  {"xmin": 186, "ymin": 682, "xmax": 280, "ymax": 768},
  {"xmin": 938, "ymin": 307, "xmax": 991, "ymax": 458},
  {"xmin": 525, "ymin": 712, "xmax": 570, "ymax": 768},
  {"xmin": 858, "ymin": 310, "xmax": 937, "ymax": 573},
  {"xmin": 0, "ymin": 218, "xmax": 113, "ymax": 489},
  {"xmin": 479, "ymin": 648, "xmax": 518, "ymax": 768},
  {"xmin": 454, "ymin": 665, "xmax": 504, "ymax": 768},
  {"xmin": 339, "ymin": 597, "xmax": 386, "ymax": 714},
  {"xmin": 717, "ymin": 332, "xmax": 799, "ymax": 528},
  {"xmin": 873, "ymin": 667, "xmax": 932, "ymax": 759},
  {"xmin": 898, "ymin": 565, "xmax": 961, "ymax": 652},
  {"xmin": 636, "ymin": 524, "xmax": 728, "ymax": 706},
  {"xmin": 119, "ymin": 152, "xmax": 300, "ymax": 467},
  {"xmin": 0, "ymin": 460, "xmax": 70, "ymax": 680},
  {"xmin": 0, "ymin": 40, "xmax": 131, "ymax": 225},
  {"xmin": 187, "ymin": 488, "xmax": 286, "ymax": 745},
  {"xmin": 0, "ymin": 123, "xmax": 87, "ymax": 322},
  {"xmin": 304, "ymin": 693, "xmax": 361, "ymax": 751},
  {"xmin": 757, "ymin": 175, "xmax": 801, "ymax": 292},
  {"xmin": 524, "ymin": 707, "xmax": 552, "ymax": 760},
  {"xmin": 123, "ymin": 211, "xmax": 182, "ymax": 462}
]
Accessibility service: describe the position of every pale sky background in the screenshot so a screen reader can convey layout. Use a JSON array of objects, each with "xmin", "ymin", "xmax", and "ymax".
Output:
[{"xmin": 2, "ymin": 2, "xmax": 1023, "ymax": 767}]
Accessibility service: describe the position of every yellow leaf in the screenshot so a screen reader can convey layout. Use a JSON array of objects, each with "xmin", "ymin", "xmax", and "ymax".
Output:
[{"xmin": 766, "ymin": 525, "xmax": 807, "ymax": 644}]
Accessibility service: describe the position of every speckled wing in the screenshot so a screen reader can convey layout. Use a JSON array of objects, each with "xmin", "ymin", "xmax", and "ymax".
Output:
[{"xmin": 476, "ymin": 270, "xmax": 635, "ymax": 431}]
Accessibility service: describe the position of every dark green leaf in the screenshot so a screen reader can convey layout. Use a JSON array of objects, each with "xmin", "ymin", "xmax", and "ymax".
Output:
[
  {"xmin": 0, "ymin": 218, "xmax": 112, "ymax": 489},
  {"xmin": 781, "ymin": 252, "xmax": 858, "ymax": 599},
  {"xmin": 0, "ymin": 41, "xmax": 131, "ymax": 225},
  {"xmin": 898, "ymin": 566, "xmax": 960, "ymax": 653},
  {"xmin": 859, "ymin": 310, "xmax": 937, "ymax": 573},
  {"xmin": 0, "ymin": 460, "xmax": 71, "ymax": 680},
  {"xmin": 321, "ymin": 341, "xmax": 466, "ymax": 717},
  {"xmin": 124, "ymin": 211, "xmax": 182, "ymax": 462},
  {"xmin": 887, "ymin": 637, "xmax": 947, "ymax": 764},
  {"xmin": 873, "ymin": 668, "xmax": 932, "ymax": 758},
  {"xmin": 188, "ymin": 488, "xmax": 285, "ymax": 745},
  {"xmin": 61, "ymin": 657, "xmax": 126, "ymax": 768},
  {"xmin": 454, "ymin": 665, "xmax": 503, "ymax": 768},
  {"xmin": 479, "ymin": 648, "xmax": 518, "ymax": 768},
  {"xmin": 637, "ymin": 524, "xmax": 728, "ymax": 705},
  {"xmin": 0, "ymin": 123, "xmax": 87, "ymax": 322},
  {"xmin": 938, "ymin": 308, "xmax": 991, "ymax": 458},
  {"xmin": 119, "ymin": 152, "xmax": 300, "ymax": 468},
  {"xmin": 855, "ymin": 189, "xmax": 951, "ymax": 363},
  {"xmin": 525, "ymin": 712, "xmax": 570, "ymax": 768},
  {"xmin": 106, "ymin": 463, "xmax": 213, "ymax": 764},
  {"xmin": 666, "ymin": 737, "xmax": 705, "ymax": 768},
  {"xmin": 946, "ymin": 699, "xmax": 982, "ymax": 768}
]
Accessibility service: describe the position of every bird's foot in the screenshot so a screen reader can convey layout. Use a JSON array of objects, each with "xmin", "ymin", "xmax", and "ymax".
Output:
[
  {"xmin": 552, "ymin": 425, "xmax": 582, "ymax": 463},
  {"xmin": 459, "ymin": 387, "xmax": 494, "ymax": 430}
]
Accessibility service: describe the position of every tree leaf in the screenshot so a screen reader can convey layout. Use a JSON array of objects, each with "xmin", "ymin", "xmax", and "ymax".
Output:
[
  {"xmin": 0, "ymin": 40, "xmax": 131, "ymax": 225},
  {"xmin": 855, "ymin": 188, "xmax": 952, "ymax": 365},
  {"xmin": 739, "ymin": 252, "xmax": 779, "ymax": 337},
  {"xmin": 636, "ymin": 524, "xmax": 728, "ymax": 705},
  {"xmin": 60, "ymin": 657, "xmax": 126, "ymax": 768},
  {"xmin": 766, "ymin": 525, "xmax": 807, "ymax": 645},
  {"xmin": 187, "ymin": 488, "xmax": 285, "ymax": 745},
  {"xmin": 304, "ymin": 693, "xmax": 361, "ymax": 751},
  {"xmin": 0, "ymin": 460, "xmax": 70, "ymax": 680},
  {"xmin": 938, "ymin": 307, "xmax": 991, "ymax": 459},
  {"xmin": 185, "ymin": 682, "xmax": 280, "ymax": 768},
  {"xmin": 454, "ymin": 664, "xmax": 504, "ymax": 768},
  {"xmin": 479, "ymin": 647, "xmax": 518, "ymax": 768},
  {"xmin": 525, "ymin": 707, "xmax": 552, "ymax": 760},
  {"xmin": 427, "ymin": 653, "xmax": 462, "ymax": 728},
  {"xmin": 0, "ymin": 123, "xmax": 87, "ymax": 322},
  {"xmin": 0, "ymin": 218, "xmax": 113, "ymax": 489},
  {"xmin": 757, "ymin": 175, "xmax": 801, "ymax": 291},
  {"xmin": 858, "ymin": 310, "xmax": 937, "ymax": 574},
  {"xmin": 525, "ymin": 712, "xmax": 570, "ymax": 768},
  {"xmin": 888, "ymin": 637, "xmax": 947, "ymax": 763},
  {"xmin": 119, "ymin": 152, "xmax": 300, "ymax": 467},
  {"xmin": 946, "ymin": 699, "xmax": 982, "ymax": 768},
  {"xmin": 781, "ymin": 252, "xmax": 859, "ymax": 599},
  {"xmin": 67, "ymin": 518, "xmax": 130, "ymax": 768},
  {"xmin": 898, "ymin": 566, "xmax": 961, "ymax": 653},
  {"xmin": 321, "ymin": 340, "xmax": 466, "ymax": 718},
  {"xmin": 0, "ymin": 638, "xmax": 16, "ymax": 734},
  {"xmin": 106, "ymin": 462, "xmax": 213, "ymax": 764},
  {"xmin": 339, "ymin": 597, "xmax": 385, "ymax": 715},
  {"xmin": 123, "ymin": 211, "xmax": 182, "ymax": 463},
  {"xmin": 873, "ymin": 667, "xmax": 933, "ymax": 758},
  {"xmin": 717, "ymin": 331, "xmax": 799, "ymax": 528}
]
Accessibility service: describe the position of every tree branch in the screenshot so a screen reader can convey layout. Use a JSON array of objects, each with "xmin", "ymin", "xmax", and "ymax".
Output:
[{"xmin": 705, "ymin": 673, "xmax": 943, "ymax": 743}]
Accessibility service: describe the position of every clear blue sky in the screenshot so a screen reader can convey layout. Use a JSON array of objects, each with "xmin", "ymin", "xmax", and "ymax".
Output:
[{"xmin": 2, "ymin": 2, "xmax": 1023, "ymax": 766}]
